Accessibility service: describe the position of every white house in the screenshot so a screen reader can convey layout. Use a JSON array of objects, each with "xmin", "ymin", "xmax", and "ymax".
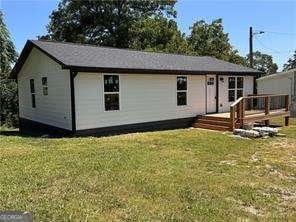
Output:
[
  {"xmin": 257, "ymin": 69, "xmax": 296, "ymax": 117},
  {"xmin": 11, "ymin": 40, "xmax": 261, "ymax": 136}
]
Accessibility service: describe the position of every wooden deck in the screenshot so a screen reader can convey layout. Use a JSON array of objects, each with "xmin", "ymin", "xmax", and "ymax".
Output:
[{"xmin": 193, "ymin": 94, "xmax": 290, "ymax": 131}]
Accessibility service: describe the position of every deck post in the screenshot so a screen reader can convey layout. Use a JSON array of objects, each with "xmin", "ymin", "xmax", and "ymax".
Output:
[
  {"xmin": 284, "ymin": 95, "xmax": 290, "ymax": 126},
  {"xmin": 230, "ymin": 106, "xmax": 235, "ymax": 131},
  {"xmin": 240, "ymin": 99, "xmax": 245, "ymax": 127},
  {"xmin": 264, "ymin": 96, "xmax": 270, "ymax": 125}
]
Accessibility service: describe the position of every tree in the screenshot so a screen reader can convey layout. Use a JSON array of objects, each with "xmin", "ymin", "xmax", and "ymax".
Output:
[
  {"xmin": 283, "ymin": 50, "xmax": 296, "ymax": 71},
  {"xmin": 0, "ymin": 11, "xmax": 18, "ymax": 127},
  {"xmin": 247, "ymin": 51, "xmax": 278, "ymax": 75},
  {"xmin": 129, "ymin": 16, "xmax": 191, "ymax": 54},
  {"xmin": 187, "ymin": 18, "xmax": 245, "ymax": 65},
  {"xmin": 41, "ymin": 0, "xmax": 176, "ymax": 48}
]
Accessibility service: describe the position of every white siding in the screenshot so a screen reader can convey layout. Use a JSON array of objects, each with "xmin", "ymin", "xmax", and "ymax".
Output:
[
  {"xmin": 218, "ymin": 75, "xmax": 254, "ymax": 112},
  {"xmin": 75, "ymin": 73, "xmax": 206, "ymax": 130},
  {"xmin": 257, "ymin": 73, "xmax": 294, "ymax": 95},
  {"xmin": 18, "ymin": 48, "xmax": 72, "ymax": 130}
]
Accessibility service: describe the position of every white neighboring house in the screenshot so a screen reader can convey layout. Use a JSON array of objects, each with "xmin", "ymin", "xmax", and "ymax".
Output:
[
  {"xmin": 257, "ymin": 69, "xmax": 296, "ymax": 117},
  {"xmin": 11, "ymin": 40, "xmax": 261, "ymax": 136}
]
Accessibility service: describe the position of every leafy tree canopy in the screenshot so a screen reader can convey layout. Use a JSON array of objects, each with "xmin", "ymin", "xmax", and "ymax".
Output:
[
  {"xmin": 187, "ymin": 18, "xmax": 245, "ymax": 65},
  {"xmin": 283, "ymin": 50, "xmax": 296, "ymax": 71},
  {"xmin": 40, "ymin": 0, "xmax": 176, "ymax": 48},
  {"xmin": 247, "ymin": 51, "xmax": 278, "ymax": 75},
  {"xmin": 0, "ymin": 11, "xmax": 17, "ymax": 77},
  {"xmin": 129, "ymin": 16, "xmax": 191, "ymax": 54},
  {"xmin": 0, "ymin": 11, "xmax": 18, "ymax": 126}
]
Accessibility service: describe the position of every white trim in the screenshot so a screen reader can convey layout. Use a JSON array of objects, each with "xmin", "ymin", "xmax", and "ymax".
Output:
[
  {"xmin": 228, "ymin": 76, "xmax": 244, "ymax": 102},
  {"xmin": 176, "ymin": 75, "xmax": 188, "ymax": 107},
  {"xmin": 102, "ymin": 73, "xmax": 121, "ymax": 112}
]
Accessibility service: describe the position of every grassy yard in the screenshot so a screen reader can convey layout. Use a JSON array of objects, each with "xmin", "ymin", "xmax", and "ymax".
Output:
[{"xmin": 0, "ymin": 118, "xmax": 295, "ymax": 221}]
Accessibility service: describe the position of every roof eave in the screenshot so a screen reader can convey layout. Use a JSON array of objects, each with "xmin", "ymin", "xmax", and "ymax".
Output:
[{"xmin": 70, "ymin": 65, "xmax": 263, "ymax": 76}]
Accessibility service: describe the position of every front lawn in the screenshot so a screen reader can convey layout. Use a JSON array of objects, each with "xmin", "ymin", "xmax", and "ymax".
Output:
[{"xmin": 0, "ymin": 118, "xmax": 295, "ymax": 221}]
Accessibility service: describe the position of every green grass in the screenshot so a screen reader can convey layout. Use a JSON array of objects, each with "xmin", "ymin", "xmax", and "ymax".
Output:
[{"xmin": 0, "ymin": 118, "xmax": 296, "ymax": 221}]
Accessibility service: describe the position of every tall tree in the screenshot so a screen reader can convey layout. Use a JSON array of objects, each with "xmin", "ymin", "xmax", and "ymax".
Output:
[
  {"xmin": 247, "ymin": 51, "xmax": 278, "ymax": 75},
  {"xmin": 41, "ymin": 0, "xmax": 176, "ymax": 48},
  {"xmin": 129, "ymin": 16, "xmax": 191, "ymax": 54},
  {"xmin": 187, "ymin": 18, "xmax": 245, "ymax": 65},
  {"xmin": 283, "ymin": 50, "xmax": 296, "ymax": 71},
  {"xmin": 0, "ymin": 11, "xmax": 18, "ymax": 126}
]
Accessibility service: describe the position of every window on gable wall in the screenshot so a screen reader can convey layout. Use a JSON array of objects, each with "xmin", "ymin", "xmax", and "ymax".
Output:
[
  {"xmin": 177, "ymin": 76, "xmax": 187, "ymax": 106},
  {"xmin": 104, "ymin": 75, "xmax": 120, "ymax": 111},
  {"xmin": 228, "ymin": 77, "xmax": 244, "ymax": 102},
  {"xmin": 42, "ymin": 77, "xmax": 48, "ymax": 95},
  {"xmin": 30, "ymin": 79, "xmax": 36, "ymax": 108}
]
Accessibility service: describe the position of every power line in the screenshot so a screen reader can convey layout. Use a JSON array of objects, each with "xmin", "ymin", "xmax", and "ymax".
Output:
[
  {"xmin": 254, "ymin": 36, "xmax": 295, "ymax": 54},
  {"xmin": 254, "ymin": 30, "xmax": 296, "ymax": 36}
]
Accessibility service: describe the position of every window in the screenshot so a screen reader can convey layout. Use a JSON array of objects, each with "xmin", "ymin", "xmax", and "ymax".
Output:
[
  {"xmin": 177, "ymin": 76, "xmax": 187, "ymax": 106},
  {"xmin": 42, "ymin": 77, "xmax": 48, "ymax": 95},
  {"xmin": 30, "ymin": 79, "xmax": 36, "ymax": 108},
  {"xmin": 228, "ymin": 76, "xmax": 244, "ymax": 102},
  {"xmin": 104, "ymin": 75, "xmax": 119, "ymax": 111}
]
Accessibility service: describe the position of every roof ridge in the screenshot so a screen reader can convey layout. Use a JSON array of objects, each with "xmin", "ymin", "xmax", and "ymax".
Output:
[{"xmin": 31, "ymin": 39, "xmax": 211, "ymax": 59}]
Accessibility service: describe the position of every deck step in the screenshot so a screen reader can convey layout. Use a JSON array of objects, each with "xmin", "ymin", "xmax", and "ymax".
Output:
[
  {"xmin": 193, "ymin": 123, "xmax": 231, "ymax": 131},
  {"xmin": 193, "ymin": 114, "xmax": 231, "ymax": 131},
  {"xmin": 196, "ymin": 115, "xmax": 230, "ymax": 122},
  {"xmin": 198, "ymin": 118, "xmax": 230, "ymax": 127}
]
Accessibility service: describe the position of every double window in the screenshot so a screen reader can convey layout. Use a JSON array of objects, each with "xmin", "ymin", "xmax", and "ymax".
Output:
[
  {"xmin": 42, "ymin": 77, "xmax": 48, "ymax": 95},
  {"xmin": 228, "ymin": 77, "xmax": 244, "ymax": 102},
  {"xmin": 177, "ymin": 76, "xmax": 187, "ymax": 106},
  {"xmin": 30, "ymin": 79, "xmax": 36, "ymax": 108},
  {"xmin": 104, "ymin": 75, "xmax": 120, "ymax": 111}
]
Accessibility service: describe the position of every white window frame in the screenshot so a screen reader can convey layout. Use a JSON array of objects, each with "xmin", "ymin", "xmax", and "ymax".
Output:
[
  {"xmin": 228, "ymin": 76, "xmax": 244, "ymax": 102},
  {"xmin": 102, "ymin": 74, "xmax": 120, "ymax": 112},
  {"xmin": 42, "ymin": 76, "xmax": 48, "ymax": 96},
  {"xmin": 30, "ymin": 78, "xmax": 36, "ymax": 108},
  {"xmin": 176, "ymin": 75, "xmax": 188, "ymax": 107}
]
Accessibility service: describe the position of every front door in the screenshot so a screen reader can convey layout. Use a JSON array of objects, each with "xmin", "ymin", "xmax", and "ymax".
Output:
[{"xmin": 206, "ymin": 75, "xmax": 217, "ymax": 113}]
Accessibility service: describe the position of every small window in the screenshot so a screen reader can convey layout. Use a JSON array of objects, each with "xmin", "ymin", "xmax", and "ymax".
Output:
[
  {"xmin": 228, "ymin": 77, "xmax": 236, "ymax": 89},
  {"xmin": 228, "ymin": 90, "xmax": 235, "ymax": 102},
  {"xmin": 237, "ymin": 77, "xmax": 244, "ymax": 89},
  {"xmin": 104, "ymin": 75, "xmax": 119, "ymax": 111},
  {"xmin": 42, "ymin": 77, "xmax": 48, "ymax": 95},
  {"xmin": 177, "ymin": 76, "xmax": 187, "ymax": 106},
  {"xmin": 30, "ymin": 79, "xmax": 36, "ymax": 108}
]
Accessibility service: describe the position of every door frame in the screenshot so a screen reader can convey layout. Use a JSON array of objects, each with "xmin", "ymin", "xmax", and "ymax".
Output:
[{"xmin": 205, "ymin": 74, "xmax": 219, "ymax": 114}]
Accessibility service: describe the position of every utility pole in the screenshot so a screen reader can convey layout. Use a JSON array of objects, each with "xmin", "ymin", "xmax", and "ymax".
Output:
[
  {"xmin": 249, "ymin": 27, "xmax": 265, "ymax": 94},
  {"xmin": 249, "ymin": 27, "xmax": 253, "ymax": 68}
]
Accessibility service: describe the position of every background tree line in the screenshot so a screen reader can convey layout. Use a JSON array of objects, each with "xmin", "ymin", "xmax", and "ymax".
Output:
[{"xmin": 1, "ymin": 0, "xmax": 296, "ymax": 127}]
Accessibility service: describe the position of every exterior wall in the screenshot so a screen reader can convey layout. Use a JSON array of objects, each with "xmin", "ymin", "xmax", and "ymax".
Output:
[
  {"xmin": 75, "ymin": 73, "xmax": 206, "ymax": 130},
  {"xmin": 18, "ymin": 48, "xmax": 72, "ymax": 130},
  {"xmin": 257, "ymin": 71, "xmax": 296, "ymax": 116},
  {"xmin": 218, "ymin": 75, "xmax": 254, "ymax": 112}
]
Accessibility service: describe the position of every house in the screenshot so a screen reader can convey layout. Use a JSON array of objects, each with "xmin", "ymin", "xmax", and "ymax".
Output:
[
  {"xmin": 11, "ymin": 40, "xmax": 262, "ymax": 136},
  {"xmin": 257, "ymin": 69, "xmax": 296, "ymax": 117}
]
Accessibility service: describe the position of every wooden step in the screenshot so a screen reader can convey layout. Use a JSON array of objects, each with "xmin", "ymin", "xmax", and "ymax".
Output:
[
  {"xmin": 197, "ymin": 115, "xmax": 230, "ymax": 122},
  {"xmin": 198, "ymin": 118, "xmax": 230, "ymax": 127},
  {"xmin": 193, "ymin": 123, "xmax": 231, "ymax": 131}
]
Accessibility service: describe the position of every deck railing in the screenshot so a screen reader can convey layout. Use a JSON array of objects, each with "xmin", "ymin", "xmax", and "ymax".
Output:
[{"xmin": 230, "ymin": 94, "xmax": 290, "ymax": 131}]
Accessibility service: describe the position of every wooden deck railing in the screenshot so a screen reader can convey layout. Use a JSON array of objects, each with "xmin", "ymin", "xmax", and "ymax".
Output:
[{"xmin": 230, "ymin": 94, "xmax": 290, "ymax": 131}]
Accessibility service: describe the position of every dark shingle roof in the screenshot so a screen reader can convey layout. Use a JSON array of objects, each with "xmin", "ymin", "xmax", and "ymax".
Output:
[{"xmin": 11, "ymin": 40, "xmax": 262, "ymax": 78}]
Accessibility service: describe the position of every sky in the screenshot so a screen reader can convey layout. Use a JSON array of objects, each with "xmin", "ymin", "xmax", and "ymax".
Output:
[{"xmin": 1, "ymin": 0, "xmax": 296, "ymax": 70}]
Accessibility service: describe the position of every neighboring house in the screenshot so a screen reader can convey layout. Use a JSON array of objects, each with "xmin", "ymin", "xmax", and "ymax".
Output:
[
  {"xmin": 257, "ymin": 69, "xmax": 296, "ymax": 117},
  {"xmin": 11, "ymin": 40, "xmax": 261, "ymax": 136}
]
